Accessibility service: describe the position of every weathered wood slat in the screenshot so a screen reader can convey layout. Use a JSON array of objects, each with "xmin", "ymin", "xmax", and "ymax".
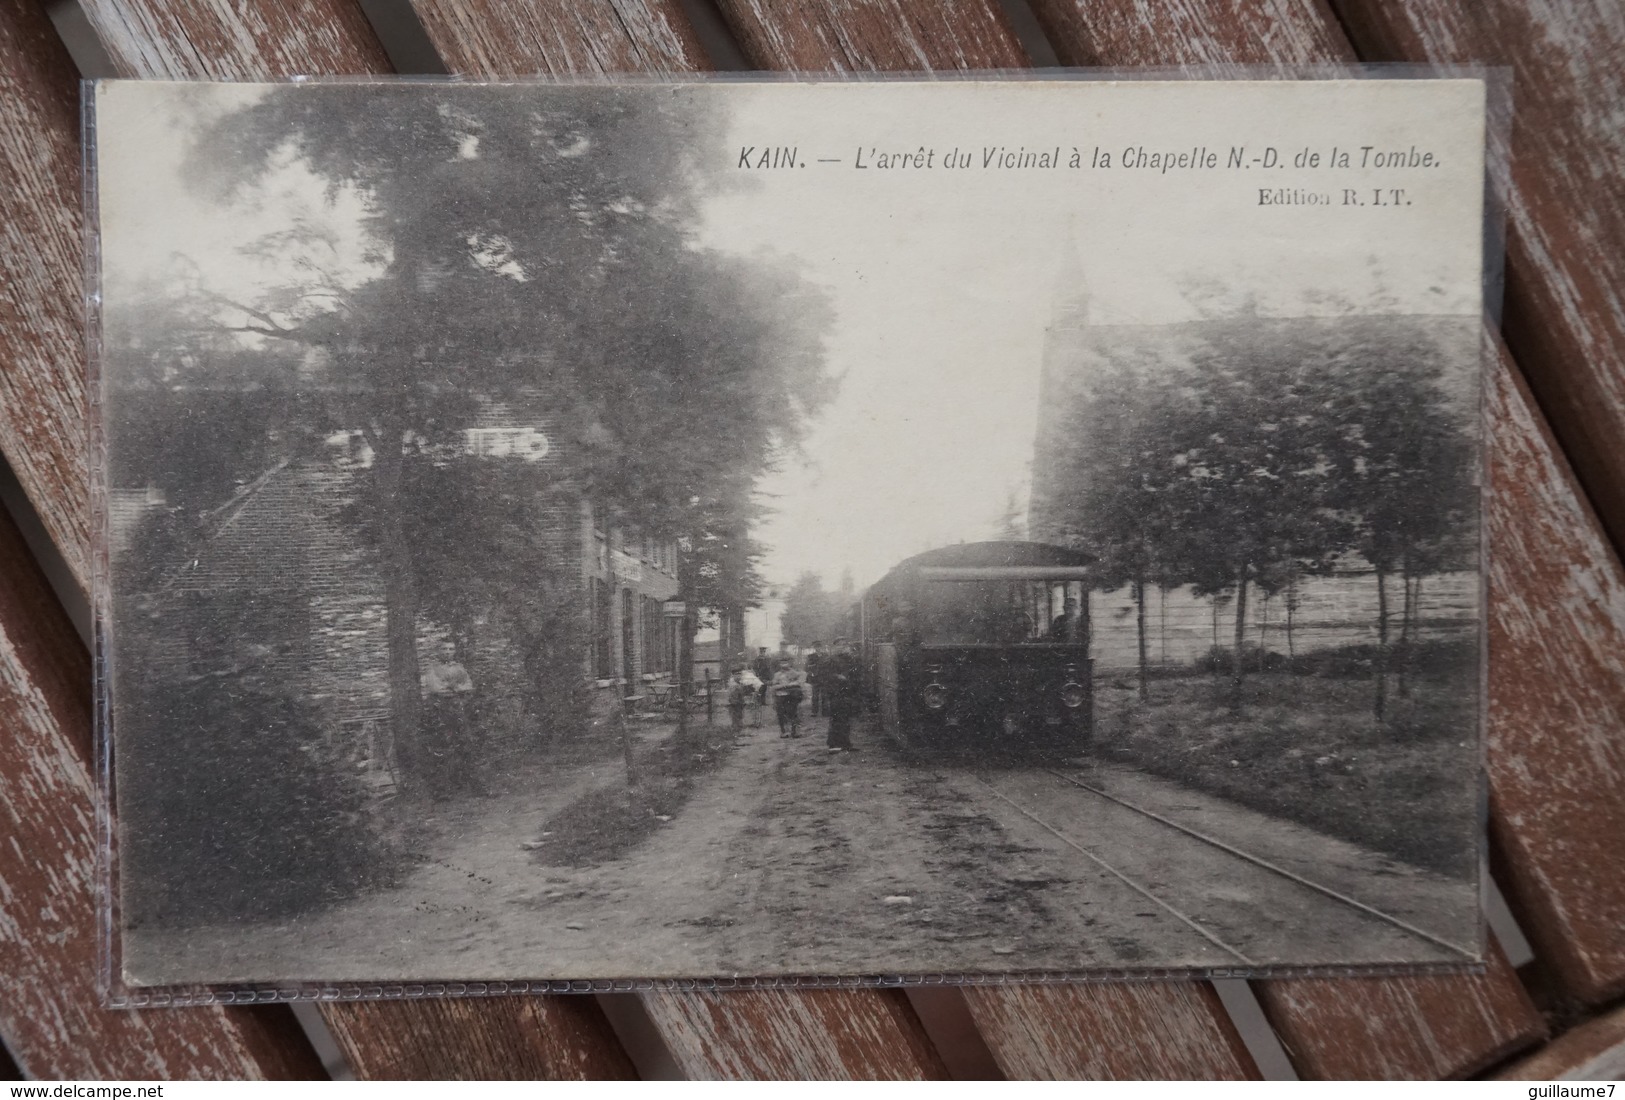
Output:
[
  {"xmin": 0, "ymin": 0, "xmax": 92, "ymax": 593},
  {"xmin": 1026, "ymin": 0, "xmax": 1587, "ymax": 1076},
  {"xmin": 409, "ymin": 0, "xmax": 707, "ymax": 76},
  {"xmin": 1482, "ymin": 335, "xmax": 1625, "ymax": 1005},
  {"xmin": 640, "ymin": 989, "xmax": 946, "ymax": 1079},
  {"xmin": 962, "ymin": 982, "xmax": 1258, "ymax": 1079},
  {"xmin": 77, "ymin": 0, "xmax": 390, "ymax": 77},
  {"xmin": 1028, "ymin": 0, "xmax": 1355, "ymax": 66},
  {"xmin": 714, "ymin": 0, "xmax": 1027, "ymax": 71},
  {"xmin": 34, "ymin": 0, "xmax": 1612, "ymax": 1078},
  {"xmin": 1329, "ymin": 0, "xmax": 1625, "ymax": 567},
  {"xmin": 1497, "ymin": 1002, "xmax": 1625, "ymax": 1081},
  {"xmin": 1252, "ymin": 344, "xmax": 1601, "ymax": 1078},
  {"xmin": 320, "ymin": 995, "xmax": 635, "ymax": 1080},
  {"xmin": 1256, "ymin": 945, "xmax": 1542, "ymax": 1079},
  {"xmin": 1325, "ymin": 0, "xmax": 1625, "ymax": 1005},
  {"xmin": 0, "ymin": 508, "xmax": 325, "ymax": 1080},
  {"xmin": 707, "ymin": 0, "xmax": 1268, "ymax": 1079},
  {"xmin": 404, "ymin": 4, "xmax": 968, "ymax": 1077},
  {"xmin": 69, "ymin": 1, "xmax": 631, "ymax": 1079}
]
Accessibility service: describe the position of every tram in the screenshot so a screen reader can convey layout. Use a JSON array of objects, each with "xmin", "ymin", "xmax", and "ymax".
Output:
[{"xmin": 856, "ymin": 541, "xmax": 1094, "ymax": 751}]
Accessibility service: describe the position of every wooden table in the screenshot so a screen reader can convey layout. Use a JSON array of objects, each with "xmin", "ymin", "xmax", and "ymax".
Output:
[{"xmin": 3, "ymin": 0, "xmax": 1622, "ymax": 1081}]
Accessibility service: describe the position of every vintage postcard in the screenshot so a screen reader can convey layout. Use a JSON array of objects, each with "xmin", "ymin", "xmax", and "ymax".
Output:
[{"xmin": 94, "ymin": 77, "xmax": 1489, "ymax": 988}]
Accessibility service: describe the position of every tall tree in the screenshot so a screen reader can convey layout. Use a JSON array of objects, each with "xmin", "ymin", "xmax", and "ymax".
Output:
[
  {"xmin": 131, "ymin": 85, "xmax": 835, "ymax": 784},
  {"xmin": 1044, "ymin": 365, "xmax": 1184, "ymax": 699},
  {"xmin": 1319, "ymin": 317, "xmax": 1477, "ymax": 719},
  {"xmin": 1159, "ymin": 321, "xmax": 1353, "ymax": 703},
  {"xmin": 780, "ymin": 571, "xmax": 845, "ymax": 649}
]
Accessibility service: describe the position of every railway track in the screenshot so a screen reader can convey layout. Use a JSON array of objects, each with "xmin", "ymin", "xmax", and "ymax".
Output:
[{"xmin": 967, "ymin": 767, "xmax": 1479, "ymax": 967}]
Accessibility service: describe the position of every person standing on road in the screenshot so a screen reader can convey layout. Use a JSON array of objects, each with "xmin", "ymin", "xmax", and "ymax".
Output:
[
  {"xmin": 824, "ymin": 638, "xmax": 860, "ymax": 753},
  {"xmin": 752, "ymin": 647, "xmax": 774, "ymax": 706},
  {"xmin": 421, "ymin": 657, "xmax": 477, "ymax": 794},
  {"xmin": 726, "ymin": 667, "xmax": 750, "ymax": 733},
  {"xmin": 805, "ymin": 641, "xmax": 826, "ymax": 717},
  {"xmin": 771, "ymin": 657, "xmax": 805, "ymax": 738}
]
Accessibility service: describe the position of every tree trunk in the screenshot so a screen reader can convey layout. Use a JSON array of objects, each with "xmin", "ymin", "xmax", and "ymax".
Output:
[
  {"xmin": 1285, "ymin": 577, "xmax": 1297, "ymax": 662},
  {"xmin": 370, "ymin": 427, "xmax": 423, "ymax": 789},
  {"xmin": 676, "ymin": 544, "xmax": 696, "ymax": 737},
  {"xmin": 1210, "ymin": 597, "xmax": 1222, "ymax": 678},
  {"xmin": 1398, "ymin": 568, "xmax": 1420, "ymax": 699},
  {"xmin": 1374, "ymin": 566, "xmax": 1390, "ymax": 722},
  {"xmin": 678, "ymin": 610, "xmax": 697, "ymax": 737},
  {"xmin": 1159, "ymin": 584, "xmax": 1168, "ymax": 667},
  {"xmin": 604, "ymin": 527, "xmax": 641, "ymax": 780},
  {"xmin": 1134, "ymin": 575, "xmax": 1149, "ymax": 701},
  {"xmin": 1258, "ymin": 592, "xmax": 1269, "ymax": 672},
  {"xmin": 1230, "ymin": 572, "xmax": 1249, "ymax": 707},
  {"xmin": 616, "ymin": 702, "xmax": 639, "ymax": 791},
  {"xmin": 730, "ymin": 607, "xmax": 746, "ymax": 672}
]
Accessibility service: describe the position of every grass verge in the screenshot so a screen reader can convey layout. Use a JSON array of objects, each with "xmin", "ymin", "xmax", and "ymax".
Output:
[
  {"xmin": 1094, "ymin": 662, "xmax": 1479, "ymax": 877},
  {"xmin": 528, "ymin": 723, "xmax": 740, "ymax": 867}
]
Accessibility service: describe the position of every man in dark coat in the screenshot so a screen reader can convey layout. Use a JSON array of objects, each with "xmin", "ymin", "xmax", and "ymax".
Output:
[
  {"xmin": 1049, "ymin": 597, "xmax": 1085, "ymax": 643},
  {"xmin": 824, "ymin": 638, "xmax": 861, "ymax": 752},
  {"xmin": 751, "ymin": 647, "xmax": 774, "ymax": 704},
  {"xmin": 804, "ymin": 641, "xmax": 826, "ymax": 717}
]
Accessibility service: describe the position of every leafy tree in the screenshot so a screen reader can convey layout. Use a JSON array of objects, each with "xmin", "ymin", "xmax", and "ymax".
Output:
[
  {"xmin": 129, "ymin": 85, "xmax": 836, "ymax": 784},
  {"xmin": 399, "ymin": 455, "xmax": 590, "ymax": 747},
  {"xmin": 1162, "ymin": 322, "xmax": 1353, "ymax": 702},
  {"xmin": 780, "ymin": 570, "xmax": 847, "ymax": 649},
  {"xmin": 1041, "ymin": 315, "xmax": 1473, "ymax": 712},
  {"xmin": 1318, "ymin": 317, "xmax": 1477, "ymax": 718},
  {"xmin": 1044, "ymin": 365, "xmax": 1190, "ymax": 699}
]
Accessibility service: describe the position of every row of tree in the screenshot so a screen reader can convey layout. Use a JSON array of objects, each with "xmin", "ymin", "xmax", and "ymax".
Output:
[
  {"xmin": 112, "ymin": 85, "xmax": 835, "ymax": 790},
  {"xmin": 779, "ymin": 569, "xmax": 857, "ymax": 649},
  {"xmin": 1037, "ymin": 314, "xmax": 1477, "ymax": 717}
]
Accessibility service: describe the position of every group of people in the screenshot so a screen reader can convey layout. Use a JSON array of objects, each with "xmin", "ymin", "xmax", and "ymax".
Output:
[{"xmin": 726, "ymin": 640, "xmax": 862, "ymax": 753}]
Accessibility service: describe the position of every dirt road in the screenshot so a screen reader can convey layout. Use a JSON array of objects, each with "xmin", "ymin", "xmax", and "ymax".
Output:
[{"xmin": 126, "ymin": 714, "xmax": 1476, "ymax": 985}]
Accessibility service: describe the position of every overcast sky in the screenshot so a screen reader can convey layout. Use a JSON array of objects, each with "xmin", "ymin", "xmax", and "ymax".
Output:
[
  {"xmin": 99, "ymin": 79, "xmax": 1486, "ymax": 592},
  {"xmin": 695, "ymin": 80, "xmax": 1485, "ymax": 589}
]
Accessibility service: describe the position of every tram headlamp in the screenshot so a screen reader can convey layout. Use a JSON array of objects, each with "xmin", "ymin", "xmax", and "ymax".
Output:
[
  {"xmin": 1060, "ymin": 681, "xmax": 1087, "ymax": 709},
  {"xmin": 922, "ymin": 683, "xmax": 948, "ymax": 710}
]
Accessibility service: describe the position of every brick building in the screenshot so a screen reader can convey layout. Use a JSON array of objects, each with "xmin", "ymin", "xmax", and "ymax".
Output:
[
  {"xmin": 116, "ymin": 407, "xmax": 680, "ymax": 781},
  {"xmin": 582, "ymin": 507, "xmax": 681, "ymax": 697}
]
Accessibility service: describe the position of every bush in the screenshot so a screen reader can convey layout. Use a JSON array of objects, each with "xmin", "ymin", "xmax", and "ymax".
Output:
[
  {"xmin": 118, "ymin": 680, "xmax": 390, "ymax": 930},
  {"xmin": 1192, "ymin": 643, "xmax": 1287, "ymax": 674}
]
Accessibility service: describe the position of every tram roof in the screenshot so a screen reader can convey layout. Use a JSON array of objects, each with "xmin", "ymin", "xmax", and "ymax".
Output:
[{"xmin": 873, "ymin": 541, "xmax": 1095, "ymax": 589}]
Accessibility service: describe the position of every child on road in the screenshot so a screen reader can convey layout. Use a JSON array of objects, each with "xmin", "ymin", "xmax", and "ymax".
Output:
[
  {"xmin": 726, "ymin": 668, "xmax": 749, "ymax": 732},
  {"xmin": 771, "ymin": 657, "xmax": 805, "ymax": 738}
]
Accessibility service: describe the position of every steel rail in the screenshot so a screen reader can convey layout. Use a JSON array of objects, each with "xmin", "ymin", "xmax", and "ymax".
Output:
[
  {"xmin": 969, "ymin": 776, "xmax": 1257, "ymax": 966},
  {"xmin": 1042, "ymin": 768, "xmax": 1479, "ymax": 960}
]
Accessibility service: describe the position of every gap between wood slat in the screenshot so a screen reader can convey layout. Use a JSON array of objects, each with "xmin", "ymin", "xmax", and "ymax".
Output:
[
  {"xmin": 0, "ymin": 451, "xmax": 88, "ymax": 647},
  {"xmin": 0, "ymin": 1036, "xmax": 23, "ymax": 1081},
  {"xmin": 1213, "ymin": 980, "xmax": 1298, "ymax": 1080},
  {"xmin": 288, "ymin": 1004, "xmax": 354, "ymax": 1081},
  {"xmin": 595, "ymin": 993, "xmax": 684, "ymax": 1080},
  {"xmin": 676, "ymin": 0, "xmax": 750, "ymax": 71},
  {"xmin": 355, "ymin": 0, "xmax": 446, "ymax": 73},
  {"xmin": 1487, "ymin": 874, "xmax": 1537, "ymax": 969},
  {"xmin": 996, "ymin": 0, "xmax": 1060, "ymax": 67},
  {"xmin": 905, "ymin": 987, "xmax": 1004, "ymax": 1080},
  {"xmin": 45, "ymin": 0, "xmax": 116, "ymax": 77}
]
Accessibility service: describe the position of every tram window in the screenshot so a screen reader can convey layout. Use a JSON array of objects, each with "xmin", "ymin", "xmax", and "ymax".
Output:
[{"xmin": 919, "ymin": 580, "xmax": 1080, "ymax": 644}]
